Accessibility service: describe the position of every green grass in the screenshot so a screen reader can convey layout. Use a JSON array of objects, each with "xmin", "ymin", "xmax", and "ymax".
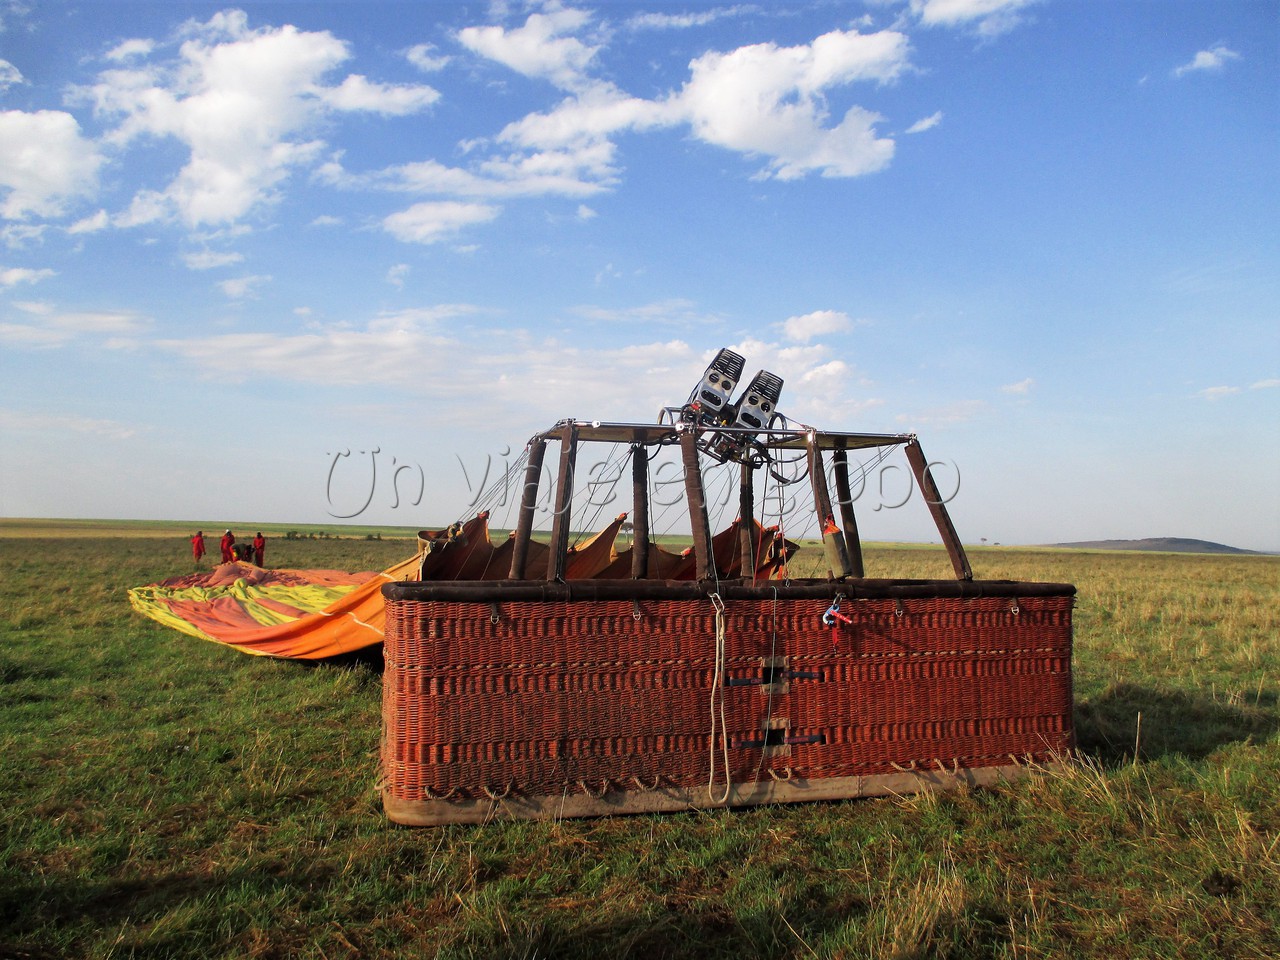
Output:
[{"xmin": 0, "ymin": 530, "xmax": 1277, "ymax": 958}]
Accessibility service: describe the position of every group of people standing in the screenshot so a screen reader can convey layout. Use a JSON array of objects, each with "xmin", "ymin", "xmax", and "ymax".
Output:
[{"xmin": 190, "ymin": 529, "xmax": 266, "ymax": 567}]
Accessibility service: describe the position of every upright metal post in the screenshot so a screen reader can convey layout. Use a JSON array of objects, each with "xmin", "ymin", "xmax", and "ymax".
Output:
[
  {"xmin": 831, "ymin": 446, "xmax": 865, "ymax": 578},
  {"xmin": 630, "ymin": 443, "xmax": 650, "ymax": 579},
  {"xmin": 738, "ymin": 459, "xmax": 756, "ymax": 580},
  {"xmin": 508, "ymin": 436, "xmax": 546, "ymax": 579},
  {"xmin": 904, "ymin": 438, "xmax": 972, "ymax": 581},
  {"xmin": 547, "ymin": 423, "xmax": 578, "ymax": 581},
  {"xmin": 807, "ymin": 433, "xmax": 853, "ymax": 580},
  {"xmin": 679, "ymin": 429, "xmax": 714, "ymax": 581}
]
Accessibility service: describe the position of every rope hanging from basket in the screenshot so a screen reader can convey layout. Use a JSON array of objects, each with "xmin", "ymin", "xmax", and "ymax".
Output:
[{"xmin": 707, "ymin": 592, "xmax": 732, "ymax": 805}]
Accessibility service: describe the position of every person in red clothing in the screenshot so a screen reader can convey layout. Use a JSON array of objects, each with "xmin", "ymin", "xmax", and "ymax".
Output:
[
  {"xmin": 220, "ymin": 529, "xmax": 235, "ymax": 563},
  {"xmin": 252, "ymin": 532, "xmax": 266, "ymax": 567},
  {"xmin": 191, "ymin": 531, "xmax": 206, "ymax": 563}
]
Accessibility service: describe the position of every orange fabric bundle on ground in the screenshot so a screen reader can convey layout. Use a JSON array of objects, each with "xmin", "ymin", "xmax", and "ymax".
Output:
[{"xmin": 129, "ymin": 557, "xmax": 419, "ymax": 659}]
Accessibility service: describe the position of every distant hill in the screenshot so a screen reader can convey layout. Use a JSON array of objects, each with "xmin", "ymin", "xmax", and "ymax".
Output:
[{"xmin": 1049, "ymin": 537, "xmax": 1258, "ymax": 555}]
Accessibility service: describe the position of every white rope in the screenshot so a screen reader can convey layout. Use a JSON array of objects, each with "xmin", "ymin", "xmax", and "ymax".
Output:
[{"xmin": 707, "ymin": 592, "xmax": 732, "ymax": 805}]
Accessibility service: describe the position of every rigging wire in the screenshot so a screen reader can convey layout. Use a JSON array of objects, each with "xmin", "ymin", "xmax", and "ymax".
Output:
[
  {"xmin": 463, "ymin": 444, "xmax": 532, "ymax": 525},
  {"xmin": 645, "ymin": 444, "xmax": 691, "ymax": 540},
  {"xmin": 566, "ymin": 441, "xmax": 630, "ymax": 547}
]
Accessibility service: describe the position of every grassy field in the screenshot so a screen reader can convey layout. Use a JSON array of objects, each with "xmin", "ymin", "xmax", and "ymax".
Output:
[
  {"xmin": 0, "ymin": 526, "xmax": 1277, "ymax": 959},
  {"xmin": 0, "ymin": 518, "xmax": 424, "ymax": 541}
]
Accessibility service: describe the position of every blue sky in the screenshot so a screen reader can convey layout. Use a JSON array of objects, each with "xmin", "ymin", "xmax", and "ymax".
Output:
[{"xmin": 0, "ymin": 0, "xmax": 1276, "ymax": 551}]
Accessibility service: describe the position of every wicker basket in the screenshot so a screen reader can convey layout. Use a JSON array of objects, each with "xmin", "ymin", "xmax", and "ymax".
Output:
[{"xmin": 381, "ymin": 580, "xmax": 1074, "ymax": 825}]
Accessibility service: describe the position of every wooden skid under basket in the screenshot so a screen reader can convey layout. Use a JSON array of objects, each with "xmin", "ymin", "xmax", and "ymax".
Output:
[{"xmin": 381, "ymin": 583, "xmax": 1074, "ymax": 825}]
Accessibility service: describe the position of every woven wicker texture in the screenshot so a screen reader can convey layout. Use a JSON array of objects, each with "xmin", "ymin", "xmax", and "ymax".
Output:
[{"xmin": 382, "ymin": 593, "xmax": 1073, "ymax": 805}]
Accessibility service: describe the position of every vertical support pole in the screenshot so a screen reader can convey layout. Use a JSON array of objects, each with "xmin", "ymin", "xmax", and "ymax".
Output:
[
  {"xmin": 831, "ymin": 446, "xmax": 865, "ymax": 579},
  {"xmin": 508, "ymin": 436, "xmax": 546, "ymax": 579},
  {"xmin": 547, "ymin": 423, "xmax": 578, "ymax": 581},
  {"xmin": 807, "ymin": 433, "xmax": 853, "ymax": 580},
  {"xmin": 630, "ymin": 443, "xmax": 650, "ymax": 579},
  {"xmin": 679, "ymin": 429, "xmax": 714, "ymax": 581},
  {"xmin": 738, "ymin": 459, "xmax": 756, "ymax": 581},
  {"xmin": 904, "ymin": 438, "xmax": 972, "ymax": 581}
]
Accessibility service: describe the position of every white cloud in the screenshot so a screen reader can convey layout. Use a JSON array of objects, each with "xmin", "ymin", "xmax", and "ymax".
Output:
[
  {"xmin": 319, "ymin": 16, "xmax": 913, "ymax": 234},
  {"xmin": 0, "ymin": 265, "xmax": 55, "ymax": 287},
  {"xmin": 910, "ymin": 0, "xmax": 1040, "ymax": 37},
  {"xmin": 105, "ymin": 38, "xmax": 155, "ymax": 61},
  {"xmin": 1, "ymin": 223, "xmax": 44, "ymax": 248},
  {"xmin": 715, "ymin": 337, "xmax": 881, "ymax": 425},
  {"xmin": 155, "ymin": 318, "xmax": 463, "ymax": 388},
  {"xmin": 458, "ymin": 7, "xmax": 599, "ymax": 91},
  {"xmin": 42, "ymin": 309, "xmax": 149, "ymax": 335},
  {"xmin": 626, "ymin": 8, "xmax": 749, "ymax": 31},
  {"xmin": 496, "ymin": 84, "xmax": 670, "ymax": 150},
  {"xmin": 148, "ymin": 308, "xmax": 876, "ymax": 432},
  {"xmin": 218, "ymin": 274, "xmax": 271, "ymax": 300},
  {"xmin": 327, "ymin": 146, "xmax": 616, "ymax": 199},
  {"xmin": 792, "ymin": 359, "xmax": 884, "ymax": 421},
  {"xmin": 372, "ymin": 305, "xmax": 479, "ymax": 331},
  {"xmin": 77, "ymin": 10, "xmax": 438, "ymax": 228},
  {"xmin": 800, "ymin": 359, "xmax": 850, "ymax": 391},
  {"xmin": 594, "ymin": 262, "xmax": 622, "ymax": 284},
  {"xmin": 0, "ymin": 304, "xmax": 149, "ymax": 347},
  {"xmin": 1174, "ymin": 43, "xmax": 1241, "ymax": 78},
  {"xmin": 1001, "ymin": 377, "xmax": 1034, "ymax": 395},
  {"xmin": 406, "ymin": 43, "xmax": 451, "ymax": 72},
  {"xmin": 1188, "ymin": 378, "xmax": 1279, "ymax": 400},
  {"xmin": 387, "ymin": 263, "xmax": 410, "ymax": 288},
  {"xmin": 574, "ymin": 298, "xmax": 712, "ymax": 325},
  {"xmin": 782, "ymin": 309, "xmax": 853, "ymax": 342},
  {"xmin": 0, "ymin": 322, "xmax": 68, "ymax": 348},
  {"xmin": 382, "ymin": 201, "xmax": 501, "ymax": 244},
  {"xmin": 895, "ymin": 399, "xmax": 989, "ymax": 425},
  {"xmin": 906, "ymin": 110, "xmax": 942, "ymax": 134},
  {"xmin": 322, "ymin": 74, "xmax": 441, "ymax": 114},
  {"xmin": 0, "ymin": 58, "xmax": 22, "ymax": 91},
  {"xmin": 0, "ymin": 110, "xmax": 104, "ymax": 219},
  {"xmin": 0, "ymin": 408, "xmax": 139, "ymax": 440},
  {"xmin": 1161, "ymin": 258, "xmax": 1256, "ymax": 296},
  {"xmin": 456, "ymin": 18, "xmax": 911, "ymax": 192},
  {"xmin": 67, "ymin": 209, "xmax": 110, "ymax": 234},
  {"xmin": 183, "ymin": 249, "xmax": 244, "ymax": 270},
  {"xmin": 672, "ymin": 29, "xmax": 907, "ymax": 180},
  {"xmin": 1195, "ymin": 385, "xmax": 1239, "ymax": 401},
  {"xmin": 479, "ymin": 141, "xmax": 622, "ymax": 196},
  {"xmin": 480, "ymin": 87, "xmax": 666, "ymax": 199},
  {"xmin": 0, "ymin": 1, "xmax": 33, "ymax": 34},
  {"xmin": 113, "ymin": 189, "xmax": 171, "ymax": 228},
  {"xmin": 576, "ymin": 204, "xmax": 596, "ymax": 220}
]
